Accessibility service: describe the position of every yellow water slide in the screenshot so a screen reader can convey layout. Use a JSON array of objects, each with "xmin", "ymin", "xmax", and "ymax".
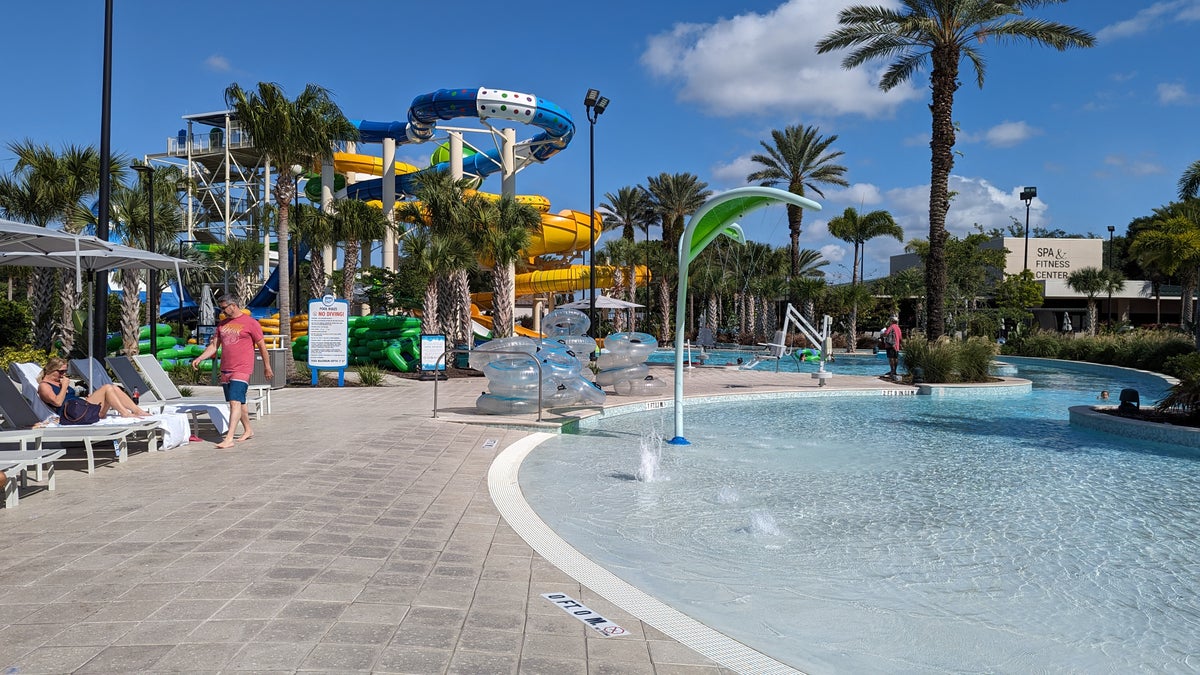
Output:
[
  {"xmin": 512, "ymin": 265, "xmax": 651, "ymax": 297},
  {"xmin": 334, "ymin": 152, "xmax": 596, "ymax": 260}
]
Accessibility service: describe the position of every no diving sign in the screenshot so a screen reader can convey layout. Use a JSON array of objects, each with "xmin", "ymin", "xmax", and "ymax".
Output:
[{"xmin": 542, "ymin": 593, "xmax": 629, "ymax": 637}]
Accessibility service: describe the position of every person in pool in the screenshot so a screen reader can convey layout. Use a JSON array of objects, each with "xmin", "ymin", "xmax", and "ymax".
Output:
[{"xmin": 38, "ymin": 356, "xmax": 151, "ymax": 419}]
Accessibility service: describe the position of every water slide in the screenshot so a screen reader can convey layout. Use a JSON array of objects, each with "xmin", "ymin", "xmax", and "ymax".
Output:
[{"xmin": 246, "ymin": 243, "xmax": 308, "ymax": 315}]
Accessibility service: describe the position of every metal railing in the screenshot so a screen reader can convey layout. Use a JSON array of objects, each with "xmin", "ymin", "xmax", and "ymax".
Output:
[{"xmin": 432, "ymin": 347, "xmax": 545, "ymax": 421}]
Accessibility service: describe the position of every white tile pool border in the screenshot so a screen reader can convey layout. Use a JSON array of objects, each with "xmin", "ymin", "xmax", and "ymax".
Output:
[{"xmin": 489, "ymin": 432, "xmax": 804, "ymax": 675}]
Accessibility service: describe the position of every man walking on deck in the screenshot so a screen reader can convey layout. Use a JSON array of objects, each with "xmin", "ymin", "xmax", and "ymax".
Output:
[
  {"xmin": 881, "ymin": 315, "xmax": 902, "ymax": 380},
  {"xmin": 192, "ymin": 294, "xmax": 272, "ymax": 448}
]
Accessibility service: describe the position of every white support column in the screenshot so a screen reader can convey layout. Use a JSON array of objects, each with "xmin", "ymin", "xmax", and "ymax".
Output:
[
  {"xmin": 382, "ymin": 138, "xmax": 396, "ymax": 271},
  {"xmin": 185, "ymin": 120, "xmax": 194, "ymax": 239},
  {"xmin": 449, "ymin": 132, "xmax": 463, "ymax": 181},
  {"xmin": 263, "ymin": 160, "xmax": 272, "ymax": 282},
  {"xmin": 223, "ymin": 113, "xmax": 232, "ymax": 242},
  {"xmin": 320, "ymin": 159, "xmax": 335, "ymax": 280},
  {"xmin": 500, "ymin": 127, "xmax": 516, "ymax": 197}
]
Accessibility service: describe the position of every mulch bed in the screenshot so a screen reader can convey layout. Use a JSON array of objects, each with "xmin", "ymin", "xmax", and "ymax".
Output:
[{"xmin": 1097, "ymin": 407, "xmax": 1200, "ymax": 429}]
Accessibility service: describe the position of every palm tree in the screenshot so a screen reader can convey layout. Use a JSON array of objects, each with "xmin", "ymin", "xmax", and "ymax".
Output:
[
  {"xmin": 6, "ymin": 141, "xmax": 124, "ymax": 355},
  {"xmin": 214, "ymin": 238, "xmax": 266, "ymax": 308},
  {"xmin": 828, "ymin": 206, "xmax": 903, "ymax": 348},
  {"xmin": 397, "ymin": 171, "xmax": 477, "ymax": 345},
  {"xmin": 0, "ymin": 169, "xmax": 57, "ymax": 349},
  {"xmin": 290, "ymin": 203, "xmax": 334, "ymax": 302},
  {"xmin": 747, "ymin": 125, "xmax": 849, "ymax": 278},
  {"xmin": 1066, "ymin": 267, "xmax": 1125, "ymax": 336},
  {"xmin": 470, "ymin": 194, "xmax": 539, "ymax": 337},
  {"xmin": 329, "ymin": 199, "xmax": 391, "ymax": 313},
  {"xmin": 1131, "ymin": 201, "xmax": 1200, "ymax": 341},
  {"xmin": 601, "ymin": 186, "xmax": 654, "ymax": 242},
  {"xmin": 225, "ymin": 82, "xmax": 357, "ymax": 379},
  {"xmin": 818, "ymin": 2, "xmax": 1095, "ymax": 339},
  {"xmin": 644, "ymin": 173, "xmax": 711, "ymax": 341},
  {"xmin": 1180, "ymin": 160, "xmax": 1200, "ymax": 200}
]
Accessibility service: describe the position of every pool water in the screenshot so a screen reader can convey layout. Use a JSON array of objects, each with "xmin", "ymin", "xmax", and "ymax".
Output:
[{"xmin": 519, "ymin": 359, "xmax": 1196, "ymax": 673}]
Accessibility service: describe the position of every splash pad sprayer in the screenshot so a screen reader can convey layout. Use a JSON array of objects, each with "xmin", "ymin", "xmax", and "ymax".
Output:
[{"xmin": 669, "ymin": 187, "xmax": 822, "ymax": 445}]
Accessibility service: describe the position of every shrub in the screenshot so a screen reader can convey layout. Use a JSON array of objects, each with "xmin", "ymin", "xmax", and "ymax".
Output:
[
  {"xmin": 1155, "ymin": 370, "xmax": 1200, "ymax": 423},
  {"xmin": 0, "ymin": 345, "xmax": 54, "ymax": 373},
  {"xmin": 356, "ymin": 363, "xmax": 383, "ymax": 387},
  {"xmin": 1162, "ymin": 352, "xmax": 1200, "ymax": 380},
  {"xmin": 958, "ymin": 337, "xmax": 998, "ymax": 382},
  {"xmin": 902, "ymin": 335, "xmax": 997, "ymax": 383}
]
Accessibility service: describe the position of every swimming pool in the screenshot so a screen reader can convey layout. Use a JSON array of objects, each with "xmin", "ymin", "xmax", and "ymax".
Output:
[{"xmin": 519, "ymin": 358, "xmax": 1193, "ymax": 672}]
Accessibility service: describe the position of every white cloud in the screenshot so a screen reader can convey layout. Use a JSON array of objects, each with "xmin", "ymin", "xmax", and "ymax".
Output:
[
  {"xmin": 820, "ymin": 243, "xmax": 847, "ymax": 265},
  {"xmin": 826, "ymin": 183, "xmax": 885, "ymax": 207},
  {"xmin": 204, "ymin": 55, "xmax": 231, "ymax": 72},
  {"xmin": 984, "ymin": 121, "xmax": 1040, "ymax": 148},
  {"xmin": 1097, "ymin": 1, "xmax": 1200, "ymax": 41},
  {"xmin": 1103, "ymin": 154, "xmax": 1168, "ymax": 177},
  {"xmin": 640, "ymin": 0, "xmax": 922, "ymax": 118},
  {"xmin": 1157, "ymin": 82, "xmax": 1189, "ymax": 104},
  {"xmin": 710, "ymin": 155, "xmax": 758, "ymax": 186}
]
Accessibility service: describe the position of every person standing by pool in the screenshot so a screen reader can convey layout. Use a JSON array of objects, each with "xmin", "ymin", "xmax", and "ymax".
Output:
[
  {"xmin": 881, "ymin": 315, "xmax": 902, "ymax": 380},
  {"xmin": 191, "ymin": 294, "xmax": 272, "ymax": 449}
]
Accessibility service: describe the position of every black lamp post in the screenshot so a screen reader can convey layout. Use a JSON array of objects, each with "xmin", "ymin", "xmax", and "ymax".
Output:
[
  {"xmin": 583, "ymin": 88, "xmax": 610, "ymax": 336},
  {"xmin": 132, "ymin": 164, "xmax": 158, "ymax": 355},
  {"xmin": 1107, "ymin": 224, "xmax": 1116, "ymax": 325},
  {"xmin": 1020, "ymin": 186, "xmax": 1037, "ymax": 271},
  {"xmin": 93, "ymin": 0, "xmax": 114, "ymax": 360}
]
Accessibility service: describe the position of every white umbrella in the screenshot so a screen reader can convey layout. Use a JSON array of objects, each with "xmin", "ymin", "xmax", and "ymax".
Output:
[
  {"xmin": 559, "ymin": 295, "xmax": 643, "ymax": 311},
  {"xmin": 0, "ymin": 243, "xmax": 198, "ymax": 378},
  {"xmin": 0, "ymin": 219, "xmax": 115, "ymax": 255}
]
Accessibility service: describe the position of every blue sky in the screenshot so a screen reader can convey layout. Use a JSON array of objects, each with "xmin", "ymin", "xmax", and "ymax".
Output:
[{"xmin": 1, "ymin": 1, "xmax": 1197, "ymax": 283}]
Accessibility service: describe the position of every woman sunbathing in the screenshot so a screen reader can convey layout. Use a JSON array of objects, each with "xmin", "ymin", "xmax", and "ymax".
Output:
[{"xmin": 38, "ymin": 356, "xmax": 151, "ymax": 419}]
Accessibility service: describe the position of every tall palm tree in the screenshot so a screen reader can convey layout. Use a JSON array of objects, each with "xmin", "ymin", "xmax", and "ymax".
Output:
[
  {"xmin": 7, "ymin": 142, "xmax": 124, "ymax": 355},
  {"xmin": 828, "ymin": 206, "xmax": 903, "ymax": 349},
  {"xmin": 601, "ymin": 186, "xmax": 654, "ymax": 242},
  {"xmin": 225, "ymin": 82, "xmax": 357, "ymax": 379},
  {"xmin": 747, "ymin": 125, "xmax": 849, "ymax": 278},
  {"xmin": 330, "ymin": 199, "xmax": 391, "ymax": 313},
  {"xmin": 1066, "ymin": 267, "xmax": 1125, "ymax": 336},
  {"xmin": 290, "ymin": 203, "xmax": 334, "ymax": 302},
  {"xmin": 397, "ymin": 171, "xmax": 477, "ymax": 345},
  {"xmin": 470, "ymin": 194, "xmax": 540, "ymax": 337},
  {"xmin": 818, "ymin": 1, "xmax": 1095, "ymax": 339},
  {"xmin": 1180, "ymin": 160, "xmax": 1200, "ymax": 200},
  {"xmin": 644, "ymin": 173, "xmax": 710, "ymax": 341}
]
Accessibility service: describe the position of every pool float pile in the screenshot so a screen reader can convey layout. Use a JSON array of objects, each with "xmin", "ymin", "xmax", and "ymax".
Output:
[
  {"xmin": 106, "ymin": 323, "xmax": 214, "ymax": 371},
  {"xmin": 261, "ymin": 313, "xmax": 309, "ymax": 342},
  {"xmin": 595, "ymin": 332, "xmax": 668, "ymax": 396},
  {"xmin": 291, "ymin": 315, "xmax": 423, "ymax": 372},
  {"xmin": 471, "ymin": 309, "xmax": 605, "ymax": 415}
]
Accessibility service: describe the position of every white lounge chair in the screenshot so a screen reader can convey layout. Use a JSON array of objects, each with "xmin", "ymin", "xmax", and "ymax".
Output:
[
  {"xmin": 0, "ymin": 375, "xmax": 159, "ymax": 474},
  {"xmin": 81, "ymin": 357, "xmax": 230, "ymax": 434},
  {"xmin": 129, "ymin": 354, "xmax": 267, "ymax": 419},
  {"xmin": 0, "ymin": 430, "xmax": 66, "ymax": 508}
]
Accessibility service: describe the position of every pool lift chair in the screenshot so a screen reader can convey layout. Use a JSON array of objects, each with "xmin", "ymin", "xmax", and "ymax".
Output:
[
  {"xmin": 1118, "ymin": 388, "xmax": 1140, "ymax": 413},
  {"xmin": 741, "ymin": 304, "xmax": 835, "ymax": 386}
]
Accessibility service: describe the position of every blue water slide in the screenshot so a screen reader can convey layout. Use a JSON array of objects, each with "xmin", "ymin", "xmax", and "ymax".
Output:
[
  {"xmin": 345, "ymin": 87, "xmax": 575, "ymax": 202},
  {"xmin": 246, "ymin": 243, "xmax": 309, "ymax": 315}
]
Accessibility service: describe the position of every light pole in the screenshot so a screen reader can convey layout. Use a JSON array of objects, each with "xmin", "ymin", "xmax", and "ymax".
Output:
[
  {"xmin": 1020, "ymin": 186, "xmax": 1037, "ymax": 271},
  {"xmin": 93, "ymin": 0, "xmax": 114, "ymax": 360},
  {"xmin": 132, "ymin": 163, "xmax": 158, "ymax": 356},
  {"xmin": 291, "ymin": 165, "xmax": 304, "ymax": 316},
  {"xmin": 1107, "ymin": 224, "xmax": 1116, "ymax": 325},
  {"xmin": 584, "ymin": 88, "xmax": 610, "ymax": 336}
]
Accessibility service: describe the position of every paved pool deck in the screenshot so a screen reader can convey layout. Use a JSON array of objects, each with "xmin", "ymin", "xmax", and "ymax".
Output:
[{"xmin": 0, "ymin": 365, "xmax": 914, "ymax": 674}]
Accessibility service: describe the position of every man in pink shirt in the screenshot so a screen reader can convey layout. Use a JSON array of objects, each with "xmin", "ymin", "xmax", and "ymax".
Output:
[
  {"xmin": 192, "ymin": 294, "xmax": 273, "ymax": 448},
  {"xmin": 881, "ymin": 315, "xmax": 902, "ymax": 380}
]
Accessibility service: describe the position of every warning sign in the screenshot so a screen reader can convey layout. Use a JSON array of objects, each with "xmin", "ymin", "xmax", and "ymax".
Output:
[{"xmin": 541, "ymin": 593, "xmax": 628, "ymax": 637}]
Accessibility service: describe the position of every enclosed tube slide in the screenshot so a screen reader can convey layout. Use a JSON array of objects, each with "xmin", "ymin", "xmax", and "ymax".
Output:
[{"xmin": 346, "ymin": 87, "xmax": 574, "ymax": 201}]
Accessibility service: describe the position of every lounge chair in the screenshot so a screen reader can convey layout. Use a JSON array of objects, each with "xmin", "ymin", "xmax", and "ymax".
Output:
[
  {"xmin": 0, "ymin": 375, "xmax": 159, "ymax": 474},
  {"xmin": 80, "ymin": 357, "xmax": 230, "ymax": 434},
  {"xmin": 129, "ymin": 354, "xmax": 267, "ymax": 419},
  {"xmin": 0, "ymin": 430, "xmax": 67, "ymax": 508}
]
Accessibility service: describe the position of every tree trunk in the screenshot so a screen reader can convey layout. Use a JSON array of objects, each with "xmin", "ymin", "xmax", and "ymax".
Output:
[
  {"xmin": 31, "ymin": 269, "xmax": 54, "ymax": 351},
  {"xmin": 422, "ymin": 281, "xmax": 440, "ymax": 335},
  {"xmin": 492, "ymin": 262, "xmax": 515, "ymax": 338},
  {"xmin": 706, "ymin": 294, "xmax": 719, "ymax": 336},
  {"xmin": 657, "ymin": 277, "xmax": 671, "ymax": 343},
  {"xmin": 1087, "ymin": 299, "xmax": 1098, "ymax": 337},
  {"xmin": 308, "ymin": 254, "xmax": 326, "ymax": 305},
  {"xmin": 343, "ymin": 239, "xmax": 360, "ymax": 314},
  {"xmin": 234, "ymin": 273, "xmax": 252, "ymax": 309},
  {"xmin": 453, "ymin": 268, "xmax": 471, "ymax": 347},
  {"xmin": 847, "ymin": 303, "xmax": 858, "ymax": 353},
  {"xmin": 56, "ymin": 269, "xmax": 79, "ymax": 357},
  {"xmin": 120, "ymin": 269, "xmax": 141, "ymax": 356},
  {"xmin": 925, "ymin": 46, "xmax": 960, "ymax": 340},
  {"xmin": 274, "ymin": 181, "xmax": 297, "ymax": 382}
]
